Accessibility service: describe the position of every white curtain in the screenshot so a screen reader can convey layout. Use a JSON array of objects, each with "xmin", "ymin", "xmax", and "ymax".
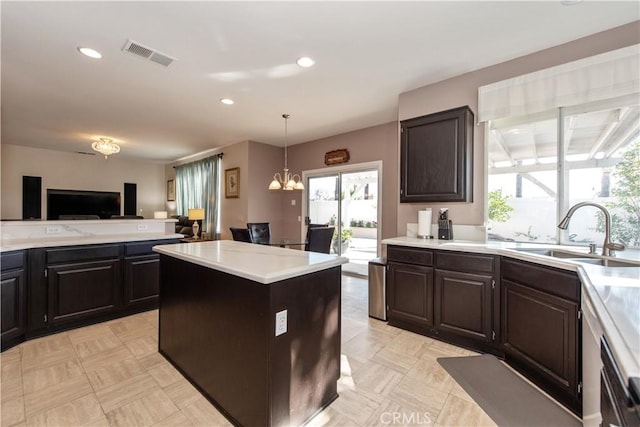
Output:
[
  {"xmin": 478, "ymin": 44, "xmax": 640, "ymax": 123},
  {"xmin": 175, "ymin": 155, "xmax": 221, "ymax": 236}
]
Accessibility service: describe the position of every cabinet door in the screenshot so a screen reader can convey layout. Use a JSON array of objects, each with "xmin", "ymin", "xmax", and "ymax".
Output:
[
  {"xmin": 387, "ymin": 262, "xmax": 433, "ymax": 328},
  {"xmin": 400, "ymin": 106, "xmax": 474, "ymax": 203},
  {"xmin": 502, "ymin": 279, "xmax": 579, "ymax": 400},
  {"xmin": 1, "ymin": 269, "xmax": 26, "ymax": 346},
  {"xmin": 434, "ymin": 269, "xmax": 493, "ymax": 343},
  {"xmin": 124, "ymin": 254, "xmax": 160, "ymax": 307},
  {"xmin": 48, "ymin": 259, "xmax": 121, "ymax": 326}
]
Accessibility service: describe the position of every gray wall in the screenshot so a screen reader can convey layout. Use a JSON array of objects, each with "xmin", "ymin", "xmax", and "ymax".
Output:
[{"xmin": 285, "ymin": 122, "xmax": 399, "ymax": 242}]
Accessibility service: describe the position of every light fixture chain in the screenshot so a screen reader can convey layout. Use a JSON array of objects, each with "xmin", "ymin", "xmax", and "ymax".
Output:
[
  {"xmin": 268, "ymin": 113, "xmax": 303, "ymax": 191},
  {"xmin": 283, "ymin": 114, "xmax": 289, "ymax": 169}
]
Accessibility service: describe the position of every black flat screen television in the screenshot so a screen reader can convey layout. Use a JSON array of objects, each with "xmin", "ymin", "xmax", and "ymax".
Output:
[{"xmin": 47, "ymin": 189, "xmax": 121, "ymax": 220}]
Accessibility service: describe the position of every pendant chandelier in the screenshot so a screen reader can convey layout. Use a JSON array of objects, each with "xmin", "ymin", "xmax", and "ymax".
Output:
[
  {"xmin": 269, "ymin": 114, "xmax": 304, "ymax": 191},
  {"xmin": 92, "ymin": 137, "xmax": 120, "ymax": 159}
]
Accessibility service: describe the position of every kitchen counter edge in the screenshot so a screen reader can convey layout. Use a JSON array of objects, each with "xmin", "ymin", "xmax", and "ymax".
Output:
[{"xmin": 153, "ymin": 240, "xmax": 348, "ymax": 285}]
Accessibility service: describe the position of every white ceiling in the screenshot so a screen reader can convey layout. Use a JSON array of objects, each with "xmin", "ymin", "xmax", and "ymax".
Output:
[{"xmin": 1, "ymin": 1, "xmax": 638, "ymax": 163}]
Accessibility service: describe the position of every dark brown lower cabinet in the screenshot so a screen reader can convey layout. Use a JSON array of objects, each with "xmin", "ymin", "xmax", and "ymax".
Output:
[
  {"xmin": 1, "ymin": 251, "xmax": 27, "ymax": 350},
  {"xmin": 432, "ymin": 251, "xmax": 498, "ymax": 352},
  {"xmin": 434, "ymin": 269, "xmax": 493, "ymax": 344},
  {"xmin": 47, "ymin": 259, "xmax": 122, "ymax": 326},
  {"xmin": 386, "ymin": 247, "xmax": 498, "ymax": 351},
  {"xmin": 387, "ymin": 262, "xmax": 433, "ymax": 330},
  {"xmin": 385, "ymin": 246, "xmax": 583, "ymax": 417},
  {"xmin": 21, "ymin": 239, "xmax": 177, "ymax": 343},
  {"xmin": 501, "ymin": 258, "xmax": 581, "ymax": 416},
  {"xmin": 124, "ymin": 254, "xmax": 160, "ymax": 307}
]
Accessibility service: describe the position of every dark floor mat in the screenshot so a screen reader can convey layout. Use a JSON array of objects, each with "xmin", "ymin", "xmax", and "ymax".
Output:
[{"xmin": 437, "ymin": 354, "xmax": 580, "ymax": 427}]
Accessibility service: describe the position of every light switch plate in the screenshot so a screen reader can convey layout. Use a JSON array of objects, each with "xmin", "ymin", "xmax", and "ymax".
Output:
[{"xmin": 275, "ymin": 310, "xmax": 287, "ymax": 336}]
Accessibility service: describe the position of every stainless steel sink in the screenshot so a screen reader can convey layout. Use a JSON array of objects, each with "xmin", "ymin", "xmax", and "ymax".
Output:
[
  {"xmin": 513, "ymin": 248, "xmax": 639, "ymax": 267},
  {"xmin": 513, "ymin": 248, "xmax": 587, "ymax": 258},
  {"xmin": 568, "ymin": 258, "xmax": 639, "ymax": 268}
]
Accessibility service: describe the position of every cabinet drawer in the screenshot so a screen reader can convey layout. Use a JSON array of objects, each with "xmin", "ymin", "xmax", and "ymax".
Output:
[
  {"xmin": 1, "ymin": 251, "xmax": 25, "ymax": 271},
  {"xmin": 46, "ymin": 244, "xmax": 121, "ymax": 264},
  {"xmin": 124, "ymin": 239, "xmax": 177, "ymax": 256},
  {"xmin": 502, "ymin": 258, "xmax": 579, "ymax": 302},
  {"xmin": 436, "ymin": 251, "xmax": 494, "ymax": 274},
  {"xmin": 387, "ymin": 246, "xmax": 433, "ymax": 266}
]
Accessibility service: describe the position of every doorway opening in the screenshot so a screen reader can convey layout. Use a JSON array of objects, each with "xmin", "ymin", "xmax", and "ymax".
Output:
[{"xmin": 302, "ymin": 161, "xmax": 381, "ymax": 277}]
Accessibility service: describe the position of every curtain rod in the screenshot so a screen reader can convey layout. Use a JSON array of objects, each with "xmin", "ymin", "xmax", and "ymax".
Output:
[{"xmin": 173, "ymin": 152, "xmax": 223, "ymax": 168}]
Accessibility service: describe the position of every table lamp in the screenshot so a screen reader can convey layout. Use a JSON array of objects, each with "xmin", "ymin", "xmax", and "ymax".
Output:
[{"xmin": 188, "ymin": 208, "xmax": 205, "ymax": 239}]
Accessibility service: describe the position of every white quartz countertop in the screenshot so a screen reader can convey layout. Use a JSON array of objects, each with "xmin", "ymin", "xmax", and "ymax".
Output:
[
  {"xmin": 153, "ymin": 240, "xmax": 348, "ymax": 284},
  {"xmin": 0, "ymin": 219, "xmax": 181, "ymax": 252},
  {"xmin": 382, "ymin": 237, "xmax": 640, "ymax": 383},
  {"xmin": 0, "ymin": 233, "xmax": 185, "ymax": 251}
]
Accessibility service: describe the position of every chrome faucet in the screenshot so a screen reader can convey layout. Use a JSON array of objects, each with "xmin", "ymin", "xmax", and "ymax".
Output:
[{"xmin": 557, "ymin": 202, "xmax": 625, "ymax": 257}]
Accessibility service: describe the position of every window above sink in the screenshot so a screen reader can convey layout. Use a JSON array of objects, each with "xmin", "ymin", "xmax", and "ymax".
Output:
[{"xmin": 486, "ymin": 95, "xmax": 639, "ymax": 251}]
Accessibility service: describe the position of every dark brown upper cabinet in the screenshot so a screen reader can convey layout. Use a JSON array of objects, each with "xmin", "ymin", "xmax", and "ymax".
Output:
[{"xmin": 400, "ymin": 106, "xmax": 474, "ymax": 203}]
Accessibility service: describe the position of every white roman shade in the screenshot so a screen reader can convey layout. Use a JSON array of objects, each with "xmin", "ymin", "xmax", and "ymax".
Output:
[{"xmin": 478, "ymin": 44, "xmax": 640, "ymax": 123}]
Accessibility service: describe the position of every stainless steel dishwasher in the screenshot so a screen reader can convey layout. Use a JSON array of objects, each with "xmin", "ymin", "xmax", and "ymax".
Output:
[{"xmin": 368, "ymin": 257, "xmax": 386, "ymax": 320}]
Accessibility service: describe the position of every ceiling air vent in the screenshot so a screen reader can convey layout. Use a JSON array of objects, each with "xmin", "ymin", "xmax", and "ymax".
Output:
[{"xmin": 122, "ymin": 39, "xmax": 176, "ymax": 67}]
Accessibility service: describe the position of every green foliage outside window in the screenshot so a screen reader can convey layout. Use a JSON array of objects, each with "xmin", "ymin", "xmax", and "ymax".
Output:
[
  {"xmin": 333, "ymin": 228, "xmax": 353, "ymax": 242},
  {"xmin": 599, "ymin": 140, "xmax": 640, "ymax": 247},
  {"xmin": 488, "ymin": 189, "xmax": 514, "ymax": 223}
]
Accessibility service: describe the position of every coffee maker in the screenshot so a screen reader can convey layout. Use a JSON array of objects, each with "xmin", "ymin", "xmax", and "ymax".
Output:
[{"xmin": 438, "ymin": 208, "xmax": 453, "ymax": 240}]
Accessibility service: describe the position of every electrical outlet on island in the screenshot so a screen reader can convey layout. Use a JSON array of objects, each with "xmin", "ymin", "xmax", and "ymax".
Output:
[{"xmin": 275, "ymin": 310, "xmax": 287, "ymax": 336}]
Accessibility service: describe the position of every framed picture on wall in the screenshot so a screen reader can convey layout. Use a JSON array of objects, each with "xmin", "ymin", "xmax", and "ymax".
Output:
[
  {"xmin": 167, "ymin": 179, "xmax": 175, "ymax": 201},
  {"xmin": 225, "ymin": 167, "xmax": 239, "ymax": 198}
]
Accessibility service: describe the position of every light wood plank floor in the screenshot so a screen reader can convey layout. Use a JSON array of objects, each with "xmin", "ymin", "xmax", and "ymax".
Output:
[{"xmin": 1, "ymin": 275, "xmax": 496, "ymax": 427}]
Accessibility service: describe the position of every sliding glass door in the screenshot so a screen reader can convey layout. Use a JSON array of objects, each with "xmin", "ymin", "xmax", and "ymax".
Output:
[
  {"xmin": 304, "ymin": 163, "xmax": 381, "ymax": 277},
  {"xmin": 307, "ymin": 174, "xmax": 340, "ymax": 234}
]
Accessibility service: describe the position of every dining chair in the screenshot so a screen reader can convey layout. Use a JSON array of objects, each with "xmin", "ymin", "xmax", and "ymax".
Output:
[
  {"xmin": 307, "ymin": 223, "xmax": 328, "ymax": 229},
  {"xmin": 229, "ymin": 227, "xmax": 251, "ymax": 243},
  {"xmin": 305, "ymin": 223, "xmax": 328, "ymax": 243},
  {"xmin": 247, "ymin": 222, "xmax": 271, "ymax": 244},
  {"xmin": 305, "ymin": 226, "xmax": 335, "ymax": 254}
]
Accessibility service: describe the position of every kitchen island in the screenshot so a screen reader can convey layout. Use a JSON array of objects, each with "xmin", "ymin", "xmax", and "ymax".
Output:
[{"xmin": 153, "ymin": 240, "xmax": 347, "ymax": 427}]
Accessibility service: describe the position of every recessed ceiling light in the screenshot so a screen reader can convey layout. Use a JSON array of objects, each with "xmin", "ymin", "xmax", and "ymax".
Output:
[
  {"xmin": 560, "ymin": 0, "xmax": 583, "ymax": 5},
  {"xmin": 296, "ymin": 57, "xmax": 315, "ymax": 68},
  {"xmin": 220, "ymin": 98, "xmax": 234, "ymax": 105},
  {"xmin": 77, "ymin": 47, "xmax": 102, "ymax": 59}
]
